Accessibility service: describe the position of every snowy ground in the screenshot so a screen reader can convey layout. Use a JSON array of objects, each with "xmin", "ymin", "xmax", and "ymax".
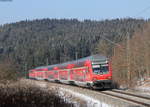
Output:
[
  {"xmin": 59, "ymin": 87, "xmax": 112, "ymax": 107},
  {"xmin": 134, "ymin": 78, "xmax": 150, "ymax": 95}
]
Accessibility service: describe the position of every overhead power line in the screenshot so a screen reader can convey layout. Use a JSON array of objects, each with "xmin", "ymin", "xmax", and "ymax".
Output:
[{"xmin": 134, "ymin": 5, "xmax": 150, "ymax": 17}]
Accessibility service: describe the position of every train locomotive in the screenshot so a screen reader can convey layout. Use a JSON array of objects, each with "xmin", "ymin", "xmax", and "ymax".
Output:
[{"xmin": 29, "ymin": 55, "xmax": 112, "ymax": 89}]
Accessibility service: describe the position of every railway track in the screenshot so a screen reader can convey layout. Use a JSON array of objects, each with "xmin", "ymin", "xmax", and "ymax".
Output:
[
  {"xmin": 32, "ymin": 79, "xmax": 150, "ymax": 107},
  {"xmin": 99, "ymin": 90, "xmax": 150, "ymax": 107},
  {"xmin": 111, "ymin": 89, "xmax": 150, "ymax": 100},
  {"xmin": 50, "ymin": 81, "xmax": 150, "ymax": 106}
]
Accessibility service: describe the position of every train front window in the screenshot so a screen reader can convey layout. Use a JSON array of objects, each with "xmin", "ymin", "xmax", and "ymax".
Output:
[{"xmin": 92, "ymin": 64, "xmax": 109, "ymax": 74}]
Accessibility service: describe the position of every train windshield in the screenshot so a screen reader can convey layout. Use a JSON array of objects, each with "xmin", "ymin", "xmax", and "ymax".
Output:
[{"xmin": 92, "ymin": 64, "xmax": 109, "ymax": 74}]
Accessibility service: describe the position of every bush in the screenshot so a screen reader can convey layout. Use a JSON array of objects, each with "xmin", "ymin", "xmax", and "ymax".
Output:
[{"xmin": 0, "ymin": 83, "xmax": 73, "ymax": 107}]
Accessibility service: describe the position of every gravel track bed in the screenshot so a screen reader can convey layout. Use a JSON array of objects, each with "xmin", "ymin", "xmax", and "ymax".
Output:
[
  {"xmin": 121, "ymin": 89, "xmax": 150, "ymax": 98},
  {"xmin": 112, "ymin": 89, "xmax": 150, "ymax": 100},
  {"xmin": 101, "ymin": 90, "xmax": 150, "ymax": 107}
]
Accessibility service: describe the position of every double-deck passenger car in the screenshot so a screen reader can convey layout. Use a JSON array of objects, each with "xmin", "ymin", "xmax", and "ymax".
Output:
[{"xmin": 29, "ymin": 55, "xmax": 112, "ymax": 89}]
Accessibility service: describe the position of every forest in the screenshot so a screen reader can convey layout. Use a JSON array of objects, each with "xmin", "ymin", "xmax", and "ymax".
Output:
[{"xmin": 0, "ymin": 18, "xmax": 149, "ymax": 85}]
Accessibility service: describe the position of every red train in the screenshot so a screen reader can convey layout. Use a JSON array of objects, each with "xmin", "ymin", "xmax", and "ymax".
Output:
[{"xmin": 28, "ymin": 55, "xmax": 112, "ymax": 89}]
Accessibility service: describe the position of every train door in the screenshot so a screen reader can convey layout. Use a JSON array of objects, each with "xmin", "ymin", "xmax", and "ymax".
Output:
[
  {"xmin": 59, "ymin": 69, "xmax": 68, "ymax": 80},
  {"xmin": 41, "ymin": 70, "xmax": 46, "ymax": 79},
  {"xmin": 73, "ymin": 68, "xmax": 87, "ymax": 82},
  {"xmin": 70, "ymin": 69, "xmax": 74, "ymax": 81},
  {"xmin": 37, "ymin": 71, "xmax": 44, "ymax": 80},
  {"xmin": 47, "ymin": 70, "xmax": 55, "ymax": 81},
  {"xmin": 29, "ymin": 70, "xmax": 35, "ymax": 79},
  {"xmin": 84, "ymin": 67, "xmax": 91, "ymax": 81},
  {"xmin": 36, "ymin": 71, "xmax": 41, "ymax": 79},
  {"xmin": 53, "ymin": 70, "xmax": 59, "ymax": 80},
  {"xmin": 53, "ymin": 67, "xmax": 59, "ymax": 81}
]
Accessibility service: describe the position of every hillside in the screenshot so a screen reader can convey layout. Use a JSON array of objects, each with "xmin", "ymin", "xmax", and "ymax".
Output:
[{"xmin": 0, "ymin": 18, "xmax": 147, "ymax": 74}]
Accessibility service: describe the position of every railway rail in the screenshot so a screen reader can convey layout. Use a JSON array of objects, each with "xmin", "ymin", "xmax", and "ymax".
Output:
[
  {"xmin": 99, "ymin": 90, "xmax": 150, "ymax": 107},
  {"xmin": 111, "ymin": 89, "xmax": 150, "ymax": 100}
]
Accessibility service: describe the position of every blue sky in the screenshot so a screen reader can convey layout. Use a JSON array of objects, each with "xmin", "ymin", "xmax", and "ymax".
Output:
[{"xmin": 0, "ymin": 0, "xmax": 150, "ymax": 25}]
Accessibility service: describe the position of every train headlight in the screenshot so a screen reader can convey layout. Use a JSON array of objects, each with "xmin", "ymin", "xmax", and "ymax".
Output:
[{"xmin": 107, "ymin": 76, "xmax": 112, "ymax": 79}]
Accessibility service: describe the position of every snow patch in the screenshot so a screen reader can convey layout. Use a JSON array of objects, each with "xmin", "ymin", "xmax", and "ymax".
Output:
[
  {"xmin": 59, "ymin": 88, "xmax": 112, "ymax": 107},
  {"xmin": 34, "ymin": 82, "xmax": 47, "ymax": 88},
  {"xmin": 135, "ymin": 78, "xmax": 150, "ymax": 93}
]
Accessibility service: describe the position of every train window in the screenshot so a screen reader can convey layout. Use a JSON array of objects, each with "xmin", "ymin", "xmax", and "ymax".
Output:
[
  {"xmin": 92, "ymin": 64, "xmax": 108, "ymax": 74},
  {"xmin": 93, "ymin": 67, "xmax": 102, "ymax": 74},
  {"xmin": 85, "ymin": 70, "xmax": 88, "ymax": 73},
  {"xmin": 54, "ymin": 71, "xmax": 58, "ymax": 74},
  {"xmin": 100, "ymin": 66, "xmax": 109, "ymax": 74}
]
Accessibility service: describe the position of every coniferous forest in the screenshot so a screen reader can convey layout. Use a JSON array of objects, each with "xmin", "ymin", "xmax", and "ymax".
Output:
[{"xmin": 0, "ymin": 18, "xmax": 148, "ymax": 81}]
